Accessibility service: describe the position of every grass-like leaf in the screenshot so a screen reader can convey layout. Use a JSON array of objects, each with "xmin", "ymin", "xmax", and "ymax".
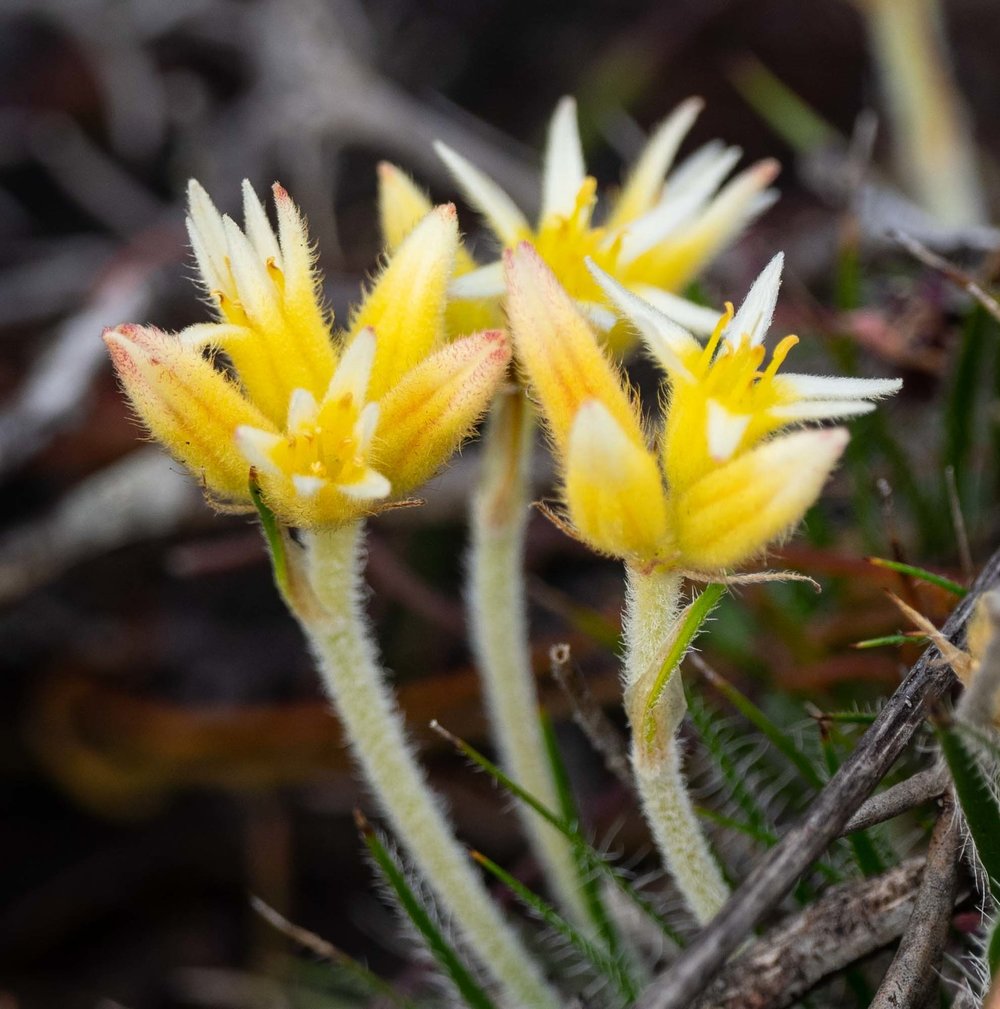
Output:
[
  {"xmin": 938, "ymin": 722, "xmax": 1000, "ymax": 902},
  {"xmin": 251, "ymin": 896, "xmax": 416, "ymax": 1008},
  {"xmin": 988, "ymin": 919, "xmax": 1000, "ymax": 976},
  {"xmin": 430, "ymin": 721, "xmax": 684, "ymax": 947},
  {"xmin": 729, "ymin": 55, "xmax": 839, "ymax": 153},
  {"xmin": 852, "ymin": 633, "xmax": 929, "ymax": 650},
  {"xmin": 356, "ymin": 811, "xmax": 499, "ymax": 1009},
  {"xmin": 944, "ymin": 305, "xmax": 989, "ymax": 518},
  {"xmin": 641, "ymin": 583, "xmax": 726, "ymax": 744},
  {"xmin": 811, "ymin": 710, "xmax": 879, "ymax": 725},
  {"xmin": 866, "ymin": 557, "xmax": 967, "ymax": 597},
  {"xmin": 471, "ymin": 849, "xmax": 638, "ymax": 1004},
  {"xmin": 686, "ymin": 689, "xmax": 772, "ymax": 840},
  {"xmin": 698, "ymin": 662, "xmax": 824, "ymax": 791},
  {"xmin": 249, "ymin": 471, "xmax": 290, "ymax": 599},
  {"xmin": 540, "ymin": 715, "xmax": 625, "ymax": 964}
]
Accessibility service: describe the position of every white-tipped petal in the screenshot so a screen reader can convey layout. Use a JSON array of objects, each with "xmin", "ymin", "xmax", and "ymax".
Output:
[
  {"xmin": 780, "ymin": 374, "xmax": 904, "ymax": 401},
  {"xmin": 222, "ymin": 215, "xmax": 282, "ymax": 328},
  {"xmin": 235, "ymin": 425, "xmax": 283, "ymax": 475},
  {"xmin": 631, "ymin": 285, "xmax": 723, "ymax": 336},
  {"xmin": 241, "ymin": 179, "xmax": 281, "ymax": 266},
  {"xmin": 541, "ymin": 96, "xmax": 586, "ymax": 221},
  {"xmin": 186, "ymin": 180, "xmax": 231, "ymax": 295},
  {"xmin": 339, "ymin": 469, "xmax": 392, "ymax": 501},
  {"xmin": 292, "ymin": 475, "xmax": 326, "ymax": 498},
  {"xmin": 706, "ymin": 400, "xmax": 751, "ymax": 462},
  {"xmin": 434, "ymin": 141, "xmax": 530, "ymax": 246},
  {"xmin": 618, "ymin": 146, "xmax": 741, "ymax": 263},
  {"xmin": 586, "ymin": 259, "xmax": 700, "ymax": 374},
  {"xmin": 287, "ymin": 388, "xmax": 319, "ymax": 431},
  {"xmin": 665, "ymin": 141, "xmax": 728, "ymax": 199},
  {"xmin": 619, "ymin": 181, "xmax": 710, "ymax": 262},
  {"xmin": 449, "ymin": 260, "xmax": 506, "ymax": 299},
  {"xmin": 669, "ymin": 144, "xmax": 742, "ymax": 204},
  {"xmin": 328, "ymin": 327, "xmax": 376, "ymax": 403},
  {"xmin": 725, "ymin": 252, "xmax": 784, "ymax": 347},
  {"xmin": 770, "ymin": 400, "xmax": 877, "ymax": 422},
  {"xmin": 355, "ymin": 401, "xmax": 380, "ymax": 452},
  {"xmin": 610, "ymin": 97, "xmax": 703, "ymax": 225}
]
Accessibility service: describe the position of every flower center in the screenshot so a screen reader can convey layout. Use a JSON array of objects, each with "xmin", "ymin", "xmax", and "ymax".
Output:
[
  {"xmin": 274, "ymin": 391, "xmax": 369, "ymax": 485},
  {"xmin": 533, "ymin": 178, "xmax": 621, "ymax": 303}
]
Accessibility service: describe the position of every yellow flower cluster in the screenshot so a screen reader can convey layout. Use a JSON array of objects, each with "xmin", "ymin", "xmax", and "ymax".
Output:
[
  {"xmin": 435, "ymin": 97, "xmax": 778, "ymax": 347},
  {"xmin": 105, "ymin": 181, "xmax": 509, "ymax": 528},
  {"xmin": 104, "ymin": 99, "xmax": 900, "ymax": 567},
  {"xmin": 505, "ymin": 244, "xmax": 901, "ymax": 571}
]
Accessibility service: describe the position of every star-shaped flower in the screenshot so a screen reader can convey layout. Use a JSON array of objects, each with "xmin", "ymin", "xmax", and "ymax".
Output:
[
  {"xmin": 436, "ymin": 96, "xmax": 778, "ymax": 347},
  {"xmin": 505, "ymin": 244, "xmax": 902, "ymax": 570},
  {"xmin": 105, "ymin": 182, "xmax": 509, "ymax": 528}
]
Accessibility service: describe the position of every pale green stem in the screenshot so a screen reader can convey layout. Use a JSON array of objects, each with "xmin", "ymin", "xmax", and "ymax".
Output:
[
  {"xmin": 295, "ymin": 521, "xmax": 559, "ymax": 1009},
  {"xmin": 861, "ymin": 0, "xmax": 984, "ymax": 226},
  {"xmin": 468, "ymin": 394, "xmax": 590, "ymax": 925},
  {"xmin": 622, "ymin": 565, "xmax": 729, "ymax": 925}
]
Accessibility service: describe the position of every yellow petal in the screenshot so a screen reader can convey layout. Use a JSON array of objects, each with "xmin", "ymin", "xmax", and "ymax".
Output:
[
  {"xmin": 504, "ymin": 242, "xmax": 643, "ymax": 454},
  {"xmin": 377, "ymin": 162, "xmax": 436, "ymax": 252},
  {"xmin": 272, "ymin": 183, "xmax": 338, "ymax": 385},
  {"xmin": 351, "ymin": 204, "xmax": 459, "ymax": 400},
  {"xmin": 375, "ymin": 330, "xmax": 511, "ymax": 496},
  {"xmin": 375, "ymin": 163, "xmax": 496, "ymax": 336},
  {"xmin": 673, "ymin": 427, "xmax": 848, "ymax": 571},
  {"xmin": 564, "ymin": 401, "xmax": 669, "ymax": 562},
  {"xmin": 104, "ymin": 324, "xmax": 271, "ymax": 501}
]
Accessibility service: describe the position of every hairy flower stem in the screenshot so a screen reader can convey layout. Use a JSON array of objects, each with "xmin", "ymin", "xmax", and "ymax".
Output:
[
  {"xmin": 468, "ymin": 393, "xmax": 589, "ymax": 925},
  {"xmin": 623, "ymin": 566, "xmax": 729, "ymax": 925},
  {"xmin": 293, "ymin": 521, "xmax": 559, "ymax": 1009}
]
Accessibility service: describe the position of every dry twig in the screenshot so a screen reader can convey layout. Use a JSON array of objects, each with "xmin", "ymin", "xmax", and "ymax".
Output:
[
  {"xmin": 690, "ymin": 858, "xmax": 926, "ymax": 1009},
  {"xmin": 892, "ymin": 229, "xmax": 1000, "ymax": 324},
  {"xmin": 0, "ymin": 260, "xmax": 156, "ymax": 477},
  {"xmin": 841, "ymin": 766, "xmax": 949, "ymax": 836},
  {"xmin": 869, "ymin": 793, "xmax": 960, "ymax": 1009},
  {"xmin": 549, "ymin": 643, "xmax": 633, "ymax": 790}
]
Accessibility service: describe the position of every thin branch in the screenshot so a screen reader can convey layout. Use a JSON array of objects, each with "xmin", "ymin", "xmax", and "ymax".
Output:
[
  {"xmin": 549, "ymin": 643, "xmax": 633, "ymax": 791},
  {"xmin": 841, "ymin": 766, "xmax": 949, "ymax": 836},
  {"xmin": 892, "ymin": 230, "xmax": 1000, "ymax": 324},
  {"xmin": 691, "ymin": 859, "xmax": 925, "ymax": 1009},
  {"xmin": 638, "ymin": 545, "xmax": 1000, "ymax": 1009},
  {"xmin": 870, "ymin": 793, "xmax": 960, "ymax": 1009},
  {"xmin": 0, "ymin": 257, "xmax": 157, "ymax": 477}
]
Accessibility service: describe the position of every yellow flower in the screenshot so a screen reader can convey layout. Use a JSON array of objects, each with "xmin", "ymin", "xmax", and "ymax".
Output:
[
  {"xmin": 506, "ymin": 243, "xmax": 901, "ymax": 571},
  {"xmin": 105, "ymin": 181, "xmax": 509, "ymax": 528},
  {"xmin": 436, "ymin": 96, "xmax": 778, "ymax": 349}
]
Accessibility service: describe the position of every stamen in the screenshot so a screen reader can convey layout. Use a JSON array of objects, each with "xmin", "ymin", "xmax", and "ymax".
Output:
[
  {"xmin": 701, "ymin": 302, "xmax": 733, "ymax": 368},
  {"xmin": 762, "ymin": 334, "xmax": 799, "ymax": 380},
  {"xmin": 265, "ymin": 257, "xmax": 285, "ymax": 292}
]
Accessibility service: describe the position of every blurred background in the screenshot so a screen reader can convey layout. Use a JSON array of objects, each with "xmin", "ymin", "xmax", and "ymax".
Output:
[{"xmin": 2, "ymin": 0, "xmax": 1000, "ymax": 1005}]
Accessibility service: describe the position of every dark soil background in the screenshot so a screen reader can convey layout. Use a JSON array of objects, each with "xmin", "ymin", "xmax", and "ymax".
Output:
[{"xmin": 1, "ymin": 1, "xmax": 999, "ymax": 1006}]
